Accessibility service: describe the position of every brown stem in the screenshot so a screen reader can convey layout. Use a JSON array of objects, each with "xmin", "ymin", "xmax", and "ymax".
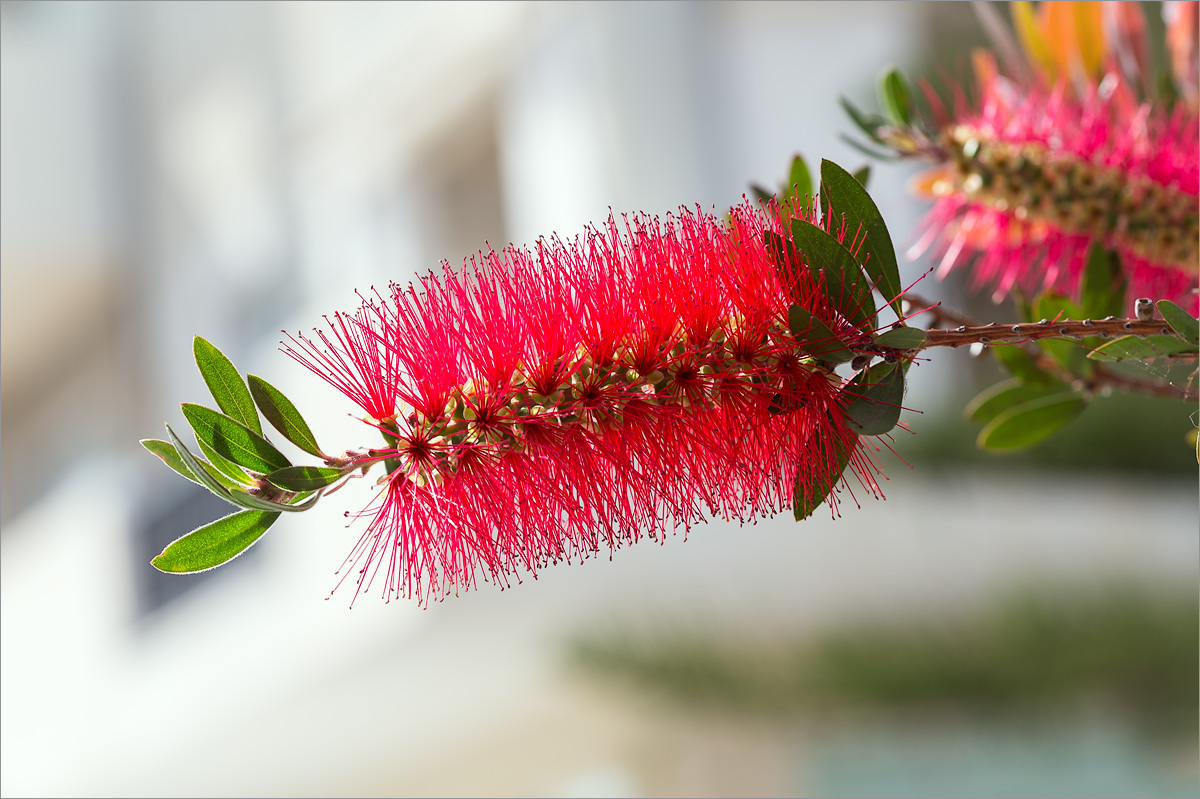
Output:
[{"xmin": 900, "ymin": 293, "xmax": 1198, "ymax": 401}]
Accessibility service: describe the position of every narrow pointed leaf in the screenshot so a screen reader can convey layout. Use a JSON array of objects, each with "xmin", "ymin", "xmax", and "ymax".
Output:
[
  {"xmin": 182, "ymin": 403, "xmax": 290, "ymax": 474},
  {"xmin": 1156, "ymin": 300, "xmax": 1199, "ymax": 346},
  {"xmin": 749, "ymin": 184, "xmax": 773, "ymax": 204},
  {"xmin": 166, "ymin": 423, "xmax": 235, "ymax": 502},
  {"xmin": 838, "ymin": 96, "xmax": 887, "ymax": 144},
  {"xmin": 248, "ymin": 375, "xmax": 325, "ymax": 458},
  {"xmin": 977, "ymin": 393, "xmax": 1088, "ymax": 451},
  {"xmin": 878, "ymin": 66, "xmax": 915, "ymax": 126},
  {"xmin": 151, "ymin": 508, "xmax": 279, "ymax": 574},
  {"xmin": 195, "ymin": 436, "xmax": 255, "ymax": 486},
  {"xmin": 141, "ymin": 439, "xmax": 200, "ymax": 486},
  {"xmin": 1033, "ymin": 292, "xmax": 1089, "ymax": 374},
  {"xmin": 789, "ymin": 218, "xmax": 876, "ymax": 330},
  {"xmin": 852, "ymin": 165, "xmax": 871, "ymax": 188},
  {"xmin": 837, "ymin": 133, "xmax": 900, "ymax": 162},
  {"xmin": 844, "ymin": 361, "xmax": 905, "ymax": 436},
  {"xmin": 1078, "ymin": 243, "xmax": 1125, "ymax": 320},
  {"xmin": 227, "ymin": 488, "xmax": 321, "ymax": 513},
  {"xmin": 786, "ymin": 155, "xmax": 814, "ymax": 201},
  {"xmin": 1088, "ymin": 334, "xmax": 1198, "ymax": 361},
  {"xmin": 794, "ymin": 430, "xmax": 858, "ymax": 521},
  {"xmin": 991, "ymin": 345, "xmax": 1064, "ymax": 388},
  {"xmin": 874, "ymin": 326, "xmax": 926, "ymax": 349},
  {"xmin": 193, "ymin": 336, "xmax": 262, "ymax": 436},
  {"xmin": 788, "ymin": 305, "xmax": 855, "ymax": 362},
  {"xmin": 820, "ymin": 159, "xmax": 904, "ymax": 317},
  {"xmin": 265, "ymin": 465, "xmax": 345, "ymax": 492},
  {"xmin": 964, "ymin": 378, "xmax": 1067, "ymax": 425}
]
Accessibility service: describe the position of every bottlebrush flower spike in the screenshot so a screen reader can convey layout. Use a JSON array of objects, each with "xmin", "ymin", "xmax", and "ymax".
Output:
[
  {"xmin": 285, "ymin": 203, "xmax": 888, "ymax": 604},
  {"xmin": 909, "ymin": 50, "xmax": 1199, "ymax": 311}
]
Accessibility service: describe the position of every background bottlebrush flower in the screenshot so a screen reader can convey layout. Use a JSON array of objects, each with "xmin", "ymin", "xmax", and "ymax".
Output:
[
  {"xmin": 908, "ymin": 48, "xmax": 1199, "ymax": 310},
  {"xmin": 287, "ymin": 203, "xmax": 886, "ymax": 604}
]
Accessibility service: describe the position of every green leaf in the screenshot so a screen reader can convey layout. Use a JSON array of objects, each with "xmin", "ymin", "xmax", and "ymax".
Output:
[
  {"xmin": 1087, "ymin": 335, "xmax": 1199, "ymax": 362},
  {"xmin": 1034, "ymin": 292, "xmax": 1088, "ymax": 373},
  {"xmin": 852, "ymin": 165, "xmax": 871, "ymax": 189},
  {"xmin": 141, "ymin": 439, "xmax": 200, "ymax": 486},
  {"xmin": 195, "ymin": 437, "xmax": 256, "ymax": 487},
  {"xmin": 837, "ymin": 133, "xmax": 900, "ymax": 162},
  {"xmin": 265, "ymin": 465, "xmax": 345, "ymax": 492},
  {"xmin": 166, "ymin": 423, "xmax": 236, "ymax": 502},
  {"xmin": 248, "ymin": 375, "xmax": 326, "ymax": 458},
  {"xmin": 844, "ymin": 361, "xmax": 905, "ymax": 436},
  {"xmin": 151, "ymin": 508, "xmax": 279, "ymax": 573},
  {"xmin": 789, "ymin": 218, "xmax": 876, "ymax": 330},
  {"xmin": 788, "ymin": 305, "xmax": 855, "ymax": 363},
  {"xmin": 1078, "ymin": 243, "xmax": 1126, "ymax": 320},
  {"xmin": 181, "ymin": 403, "xmax": 290, "ymax": 474},
  {"xmin": 878, "ymin": 66, "xmax": 915, "ymax": 127},
  {"xmin": 193, "ymin": 337, "xmax": 262, "ymax": 436},
  {"xmin": 1156, "ymin": 300, "xmax": 1199, "ymax": 346},
  {"xmin": 764, "ymin": 230, "xmax": 800, "ymax": 301},
  {"xmin": 819, "ymin": 160, "xmax": 903, "ymax": 318},
  {"xmin": 964, "ymin": 379, "xmax": 1067, "ymax": 425},
  {"xmin": 794, "ymin": 430, "xmax": 857, "ymax": 521},
  {"xmin": 749, "ymin": 184, "xmax": 773, "ymax": 204},
  {"xmin": 874, "ymin": 326, "xmax": 926, "ymax": 349},
  {"xmin": 839, "ymin": 96, "xmax": 887, "ymax": 144},
  {"xmin": 785, "ymin": 155, "xmax": 814, "ymax": 201},
  {"xmin": 991, "ymin": 345, "xmax": 1063, "ymax": 388},
  {"xmin": 225, "ymin": 488, "xmax": 321, "ymax": 514},
  {"xmin": 977, "ymin": 393, "xmax": 1088, "ymax": 451}
]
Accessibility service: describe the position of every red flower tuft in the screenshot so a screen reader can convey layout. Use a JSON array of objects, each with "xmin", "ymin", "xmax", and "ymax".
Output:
[
  {"xmin": 290, "ymin": 203, "xmax": 886, "ymax": 604},
  {"xmin": 910, "ymin": 53, "xmax": 1199, "ymax": 311}
]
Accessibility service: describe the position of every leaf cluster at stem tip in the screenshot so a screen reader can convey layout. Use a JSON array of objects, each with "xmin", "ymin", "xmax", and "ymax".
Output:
[{"xmin": 142, "ymin": 337, "xmax": 356, "ymax": 574}]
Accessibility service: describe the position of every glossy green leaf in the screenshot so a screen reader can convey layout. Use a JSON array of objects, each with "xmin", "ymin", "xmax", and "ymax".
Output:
[
  {"xmin": 789, "ymin": 218, "xmax": 876, "ymax": 330},
  {"xmin": 991, "ymin": 345, "xmax": 1063, "ymax": 388},
  {"xmin": 1078, "ymin": 243, "xmax": 1126, "ymax": 320},
  {"xmin": 226, "ymin": 488, "xmax": 321, "ymax": 514},
  {"xmin": 1156, "ymin": 300, "xmax": 1199, "ymax": 346},
  {"xmin": 819, "ymin": 160, "xmax": 903, "ymax": 318},
  {"xmin": 248, "ymin": 375, "xmax": 325, "ymax": 458},
  {"xmin": 874, "ymin": 326, "xmax": 926, "ymax": 349},
  {"xmin": 794, "ymin": 430, "xmax": 858, "ymax": 521},
  {"xmin": 852, "ymin": 165, "xmax": 871, "ymax": 188},
  {"xmin": 1034, "ymin": 292, "xmax": 1088, "ymax": 373},
  {"xmin": 1087, "ymin": 334, "xmax": 1199, "ymax": 362},
  {"xmin": 977, "ymin": 393, "xmax": 1088, "ymax": 451},
  {"xmin": 166, "ymin": 423, "xmax": 236, "ymax": 502},
  {"xmin": 151, "ymin": 508, "xmax": 279, "ymax": 574},
  {"xmin": 764, "ymin": 230, "xmax": 800, "ymax": 301},
  {"xmin": 194, "ymin": 437, "xmax": 255, "ymax": 489},
  {"xmin": 193, "ymin": 336, "xmax": 262, "ymax": 436},
  {"xmin": 964, "ymin": 379, "xmax": 1067, "ymax": 425},
  {"xmin": 788, "ymin": 305, "xmax": 855, "ymax": 363},
  {"xmin": 786, "ymin": 155, "xmax": 814, "ymax": 201},
  {"xmin": 839, "ymin": 96, "xmax": 888, "ymax": 144},
  {"xmin": 265, "ymin": 465, "xmax": 345, "ymax": 492},
  {"xmin": 844, "ymin": 361, "xmax": 905, "ymax": 436},
  {"xmin": 141, "ymin": 439, "xmax": 200, "ymax": 486},
  {"xmin": 878, "ymin": 66, "xmax": 915, "ymax": 127},
  {"xmin": 181, "ymin": 403, "xmax": 290, "ymax": 474}
]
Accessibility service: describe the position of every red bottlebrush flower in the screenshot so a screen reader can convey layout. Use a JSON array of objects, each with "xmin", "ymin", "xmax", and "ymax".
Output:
[
  {"xmin": 288, "ymin": 203, "xmax": 886, "ymax": 604},
  {"xmin": 909, "ymin": 51, "xmax": 1199, "ymax": 311}
]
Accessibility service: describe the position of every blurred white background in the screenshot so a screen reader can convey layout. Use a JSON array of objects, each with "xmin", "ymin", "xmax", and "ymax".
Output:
[{"xmin": 2, "ymin": 2, "xmax": 1196, "ymax": 797}]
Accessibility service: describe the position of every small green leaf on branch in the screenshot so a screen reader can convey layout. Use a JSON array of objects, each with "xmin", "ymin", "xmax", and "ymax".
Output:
[
  {"xmin": 977, "ymin": 393, "xmax": 1088, "ymax": 451},
  {"xmin": 1078, "ymin": 243, "xmax": 1126, "ymax": 320},
  {"xmin": 964, "ymin": 379, "xmax": 1068, "ymax": 425},
  {"xmin": 844, "ymin": 361, "xmax": 905, "ymax": 436},
  {"xmin": 141, "ymin": 439, "xmax": 200, "ymax": 486},
  {"xmin": 788, "ymin": 305, "xmax": 855, "ymax": 363},
  {"xmin": 193, "ymin": 337, "xmax": 263, "ymax": 436},
  {"xmin": 151, "ymin": 508, "xmax": 279, "ymax": 573},
  {"xmin": 1087, "ymin": 334, "xmax": 1199, "ymax": 361},
  {"xmin": 878, "ymin": 66, "xmax": 915, "ymax": 127},
  {"xmin": 874, "ymin": 326, "xmax": 926, "ymax": 349},
  {"xmin": 789, "ymin": 218, "xmax": 877, "ymax": 330},
  {"xmin": 181, "ymin": 404, "xmax": 291, "ymax": 474},
  {"xmin": 794, "ymin": 430, "xmax": 857, "ymax": 521},
  {"xmin": 248, "ymin": 375, "xmax": 326, "ymax": 458},
  {"xmin": 991, "ymin": 345, "xmax": 1064, "ymax": 388},
  {"xmin": 265, "ymin": 465, "xmax": 345, "ymax": 492},
  {"xmin": 1156, "ymin": 300, "xmax": 1199, "ymax": 346}
]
